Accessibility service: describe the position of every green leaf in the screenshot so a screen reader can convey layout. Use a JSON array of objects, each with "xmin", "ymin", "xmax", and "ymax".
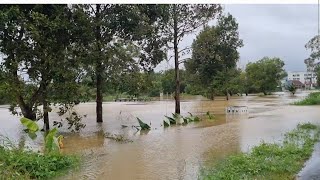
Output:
[
  {"xmin": 45, "ymin": 128, "xmax": 60, "ymax": 154},
  {"xmin": 163, "ymin": 120, "xmax": 170, "ymax": 127},
  {"xmin": 194, "ymin": 116, "xmax": 200, "ymax": 121},
  {"xmin": 206, "ymin": 111, "xmax": 215, "ymax": 120},
  {"xmin": 28, "ymin": 132, "xmax": 37, "ymax": 140},
  {"xmin": 164, "ymin": 115, "xmax": 176, "ymax": 124},
  {"xmin": 20, "ymin": 117, "xmax": 39, "ymax": 133},
  {"xmin": 183, "ymin": 117, "xmax": 189, "ymax": 124},
  {"xmin": 137, "ymin": 118, "xmax": 150, "ymax": 130}
]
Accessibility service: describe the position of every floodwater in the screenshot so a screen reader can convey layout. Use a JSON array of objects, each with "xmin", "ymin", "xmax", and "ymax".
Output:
[{"xmin": 0, "ymin": 91, "xmax": 320, "ymax": 179}]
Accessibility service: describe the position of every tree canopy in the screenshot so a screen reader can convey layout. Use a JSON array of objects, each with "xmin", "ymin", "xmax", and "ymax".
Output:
[
  {"xmin": 185, "ymin": 13, "xmax": 243, "ymax": 99},
  {"xmin": 246, "ymin": 57, "xmax": 286, "ymax": 95}
]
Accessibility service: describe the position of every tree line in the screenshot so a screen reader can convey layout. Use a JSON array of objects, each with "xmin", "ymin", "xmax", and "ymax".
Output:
[{"xmin": 0, "ymin": 4, "xmax": 287, "ymax": 131}]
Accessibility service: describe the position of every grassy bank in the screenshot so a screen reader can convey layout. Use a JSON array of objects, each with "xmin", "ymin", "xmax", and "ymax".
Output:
[
  {"xmin": 293, "ymin": 92, "xmax": 320, "ymax": 105},
  {"xmin": 201, "ymin": 123, "xmax": 320, "ymax": 180},
  {"xmin": 0, "ymin": 145, "xmax": 79, "ymax": 179}
]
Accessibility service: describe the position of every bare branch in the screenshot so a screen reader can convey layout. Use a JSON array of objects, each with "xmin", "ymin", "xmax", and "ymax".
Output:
[
  {"xmin": 178, "ymin": 58, "xmax": 190, "ymax": 64},
  {"xmin": 89, "ymin": 4, "xmax": 96, "ymax": 14},
  {"xmin": 178, "ymin": 46, "xmax": 191, "ymax": 54}
]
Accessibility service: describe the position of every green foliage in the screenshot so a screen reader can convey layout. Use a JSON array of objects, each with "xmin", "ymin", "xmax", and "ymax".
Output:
[
  {"xmin": 189, "ymin": 112, "xmax": 200, "ymax": 121},
  {"xmin": 293, "ymin": 92, "xmax": 320, "ymax": 105},
  {"xmin": 246, "ymin": 57, "xmax": 286, "ymax": 95},
  {"xmin": 55, "ymin": 103, "xmax": 86, "ymax": 132},
  {"xmin": 201, "ymin": 123, "xmax": 320, "ymax": 179},
  {"xmin": 305, "ymin": 35, "xmax": 320, "ymax": 74},
  {"xmin": 0, "ymin": 145, "xmax": 79, "ymax": 179},
  {"xmin": 165, "ymin": 115, "xmax": 176, "ymax": 124},
  {"xmin": 137, "ymin": 118, "xmax": 151, "ymax": 130},
  {"xmin": 287, "ymin": 84, "xmax": 297, "ymax": 95},
  {"xmin": 44, "ymin": 128, "xmax": 60, "ymax": 154},
  {"xmin": 20, "ymin": 117, "xmax": 61, "ymax": 154},
  {"xmin": 163, "ymin": 120, "xmax": 170, "ymax": 127},
  {"xmin": 297, "ymin": 122, "xmax": 317, "ymax": 130},
  {"xmin": 20, "ymin": 118, "xmax": 39, "ymax": 133},
  {"xmin": 185, "ymin": 13, "xmax": 243, "ymax": 98},
  {"xmin": 206, "ymin": 111, "xmax": 215, "ymax": 120},
  {"xmin": 161, "ymin": 69, "xmax": 186, "ymax": 94},
  {"xmin": 0, "ymin": 5, "xmax": 89, "ymax": 128}
]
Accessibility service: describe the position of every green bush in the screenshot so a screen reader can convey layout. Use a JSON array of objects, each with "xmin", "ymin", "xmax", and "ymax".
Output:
[
  {"xmin": 201, "ymin": 123, "xmax": 320, "ymax": 179},
  {"xmin": 293, "ymin": 92, "xmax": 320, "ymax": 105},
  {"xmin": 0, "ymin": 146, "xmax": 79, "ymax": 179}
]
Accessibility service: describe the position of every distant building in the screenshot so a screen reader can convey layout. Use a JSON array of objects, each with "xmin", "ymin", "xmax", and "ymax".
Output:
[{"xmin": 287, "ymin": 71, "xmax": 317, "ymax": 88}]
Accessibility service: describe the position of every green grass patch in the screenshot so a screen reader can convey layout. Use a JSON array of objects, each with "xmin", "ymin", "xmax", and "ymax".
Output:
[
  {"xmin": 293, "ymin": 92, "xmax": 320, "ymax": 105},
  {"xmin": 0, "ymin": 145, "xmax": 79, "ymax": 179},
  {"xmin": 201, "ymin": 123, "xmax": 320, "ymax": 180}
]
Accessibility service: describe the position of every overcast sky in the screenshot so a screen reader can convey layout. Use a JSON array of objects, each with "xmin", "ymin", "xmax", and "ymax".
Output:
[{"xmin": 155, "ymin": 4, "xmax": 319, "ymax": 72}]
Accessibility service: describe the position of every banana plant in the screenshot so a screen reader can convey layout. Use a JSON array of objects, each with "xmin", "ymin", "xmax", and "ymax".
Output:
[
  {"xmin": 20, "ymin": 117, "xmax": 62, "ymax": 154},
  {"xmin": 163, "ymin": 120, "xmax": 170, "ymax": 127},
  {"xmin": 164, "ymin": 115, "xmax": 176, "ymax": 124},
  {"xmin": 137, "ymin": 117, "xmax": 150, "ymax": 130},
  {"xmin": 206, "ymin": 111, "xmax": 215, "ymax": 120}
]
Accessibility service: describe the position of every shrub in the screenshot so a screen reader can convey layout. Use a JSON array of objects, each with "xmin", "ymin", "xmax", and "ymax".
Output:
[{"xmin": 293, "ymin": 92, "xmax": 320, "ymax": 105}]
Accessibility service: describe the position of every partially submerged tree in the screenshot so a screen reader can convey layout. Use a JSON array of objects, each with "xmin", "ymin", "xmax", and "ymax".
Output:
[
  {"xmin": 164, "ymin": 4, "xmax": 222, "ymax": 113},
  {"xmin": 287, "ymin": 83, "xmax": 297, "ymax": 95},
  {"xmin": 185, "ymin": 13, "xmax": 243, "ymax": 100},
  {"xmin": 74, "ymin": 4, "xmax": 169, "ymax": 122},
  {"xmin": 246, "ymin": 57, "xmax": 286, "ymax": 95},
  {"xmin": 0, "ymin": 5, "xmax": 87, "ymax": 131}
]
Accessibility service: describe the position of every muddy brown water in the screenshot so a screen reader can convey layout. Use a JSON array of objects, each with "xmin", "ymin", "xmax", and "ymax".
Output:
[{"xmin": 0, "ymin": 91, "xmax": 319, "ymax": 180}]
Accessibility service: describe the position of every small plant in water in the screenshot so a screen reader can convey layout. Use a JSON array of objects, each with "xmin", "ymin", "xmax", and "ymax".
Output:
[
  {"xmin": 163, "ymin": 120, "xmax": 170, "ymax": 127},
  {"xmin": 164, "ymin": 115, "xmax": 176, "ymax": 124},
  {"xmin": 137, "ymin": 117, "xmax": 151, "ymax": 130},
  {"xmin": 206, "ymin": 111, "xmax": 215, "ymax": 120}
]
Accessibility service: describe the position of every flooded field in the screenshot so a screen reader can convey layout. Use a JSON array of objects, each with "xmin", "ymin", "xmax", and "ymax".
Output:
[{"xmin": 0, "ymin": 91, "xmax": 319, "ymax": 179}]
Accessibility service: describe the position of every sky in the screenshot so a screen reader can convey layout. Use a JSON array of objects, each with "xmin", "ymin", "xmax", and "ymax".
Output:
[{"xmin": 155, "ymin": 4, "xmax": 319, "ymax": 72}]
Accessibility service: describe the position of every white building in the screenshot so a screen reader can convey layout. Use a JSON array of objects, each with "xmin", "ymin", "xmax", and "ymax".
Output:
[{"xmin": 287, "ymin": 71, "xmax": 317, "ymax": 87}]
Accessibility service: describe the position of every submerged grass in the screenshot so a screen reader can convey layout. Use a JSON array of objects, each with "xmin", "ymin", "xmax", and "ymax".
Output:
[
  {"xmin": 201, "ymin": 123, "xmax": 320, "ymax": 180},
  {"xmin": 293, "ymin": 92, "xmax": 320, "ymax": 105},
  {"xmin": 0, "ymin": 138, "xmax": 79, "ymax": 180}
]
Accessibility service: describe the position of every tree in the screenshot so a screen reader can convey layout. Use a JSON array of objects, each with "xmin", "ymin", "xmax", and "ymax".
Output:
[
  {"xmin": 185, "ymin": 13, "xmax": 243, "ymax": 100},
  {"xmin": 315, "ymin": 65, "xmax": 320, "ymax": 86},
  {"xmin": 304, "ymin": 35, "xmax": 320, "ymax": 87},
  {"xmin": 287, "ymin": 83, "xmax": 297, "ymax": 95},
  {"xmin": 74, "ymin": 5, "xmax": 169, "ymax": 122},
  {"xmin": 246, "ymin": 57, "xmax": 286, "ymax": 95},
  {"xmin": 163, "ymin": 4, "xmax": 222, "ymax": 113},
  {"xmin": 0, "ymin": 5, "xmax": 86, "ymax": 131}
]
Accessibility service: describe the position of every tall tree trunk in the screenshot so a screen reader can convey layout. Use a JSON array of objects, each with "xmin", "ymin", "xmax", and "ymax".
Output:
[
  {"xmin": 96, "ymin": 63, "xmax": 103, "ymax": 123},
  {"xmin": 173, "ymin": 5, "xmax": 180, "ymax": 114},
  {"xmin": 226, "ymin": 89, "xmax": 229, "ymax": 100},
  {"xmin": 95, "ymin": 4, "xmax": 103, "ymax": 123},
  {"xmin": 43, "ymin": 99, "xmax": 49, "ymax": 131}
]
